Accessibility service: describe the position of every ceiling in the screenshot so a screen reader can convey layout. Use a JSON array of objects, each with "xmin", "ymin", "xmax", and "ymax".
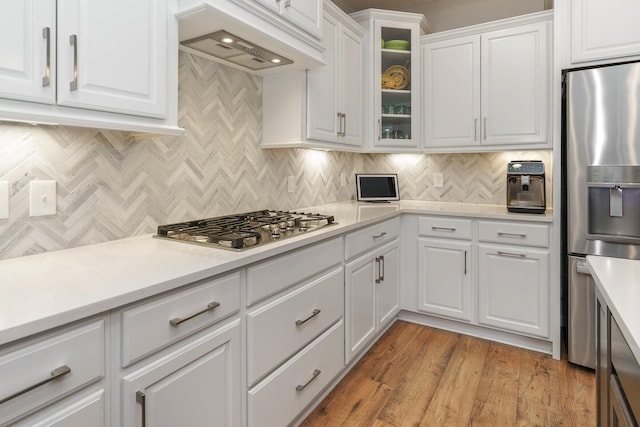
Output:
[{"xmin": 332, "ymin": 0, "xmax": 554, "ymax": 32}]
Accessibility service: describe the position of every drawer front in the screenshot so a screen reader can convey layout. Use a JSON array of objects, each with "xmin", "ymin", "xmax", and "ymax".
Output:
[
  {"xmin": 0, "ymin": 320, "xmax": 105, "ymax": 425},
  {"xmin": 247, "ymin": 267, "xmax": 344, "ymax": 386},
  {"xmin": 418, "ymin": 216, "xmax": 473, "ymax": 240},
  {"xmin": 121, "ymin": 272, "xmax": 241, "ymax": 366},
  {"xmin": 345, "ymin": 218, "xmax": 401, "ymax": 260},
  {"xmin": 248, "ymin": 320, "xmax": 344, "ymax": 427},
  {"xmin": 478, "ymin": 220, "xmax": 549, "ymax": 247},
  {"xmin": 13, "ymin": 389, "xmax": 105, "ymax": 427},
  {"xmin": 247, "ymin": 237, "xmax": 343, "ymax": 305}
]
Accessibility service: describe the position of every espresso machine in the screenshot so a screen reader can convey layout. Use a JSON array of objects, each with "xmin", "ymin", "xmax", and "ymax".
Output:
[{"xmin": 506, "ymin": 160, "xmax": 546, "ymax": 213}]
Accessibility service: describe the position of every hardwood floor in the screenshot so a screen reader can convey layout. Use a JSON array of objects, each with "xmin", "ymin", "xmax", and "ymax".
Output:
[{"xmin": 300, "ymin": 321, "xmax": 596, "ymax": 427}]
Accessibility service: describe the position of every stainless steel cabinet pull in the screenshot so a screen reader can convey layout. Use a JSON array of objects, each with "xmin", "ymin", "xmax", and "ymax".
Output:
[
  {"xmin": 296, "ymin": 369, "xmax": 321, "ymax": 391},
  {"xmin": 136, "ymin": 391, "xmax": 146, "ymax": 427},
  {"xmin": 0, "ymin": 365, "xmax": 71, "ymax": 405},
  {"xmin": 372, "ymin": 232, "xmax": 387, "ymax": 239},
  {"xmin": 497, "ymin": 251, "xmax": 526, "ymax": 258},
  {"xmin": 378, "ymin": 118, "xmax": 382, "ymax": 140},
  {"xmin": 69, "ymin": 35, "xmax": 78, "ymax": 91},
  {"xmin": 483, "ymin": 117, "xmax": 487, "ymax": 140},
  {"xmin": 342, "ymin": 113, "xmax": 347, "ymax": 136},
  {"xmin": 284, "ymin": 0, "xmax": 291, "ymax": 7},
  {"xmin": 498, "ymin": 232, "xmax": 526, "ymax": 238},
  {"xmin": 375, "ymin": 256, "xmax": 382, "ymax": 283},
  {"xmin": 432, "ymin": 226, "xmax": 456, "ymax": 232},
  {"xmin": 464, "ymin": 250, "xmax": 467, "ymax": 275},
  {"xmin": 169, "ymin": 301, "xmax": 220, "ymax": 326},
  {"xmin": 296, "ymin": 309, "xmax": 321, "ymax": 326},
  {"xmin": 42, "ymin": 27, "xmax": 51, "ymax": 87},
  {"xmin": 337, "ymin": 112, "xmax": 341, "ymax": 136},
  {"xmin": 379, "ymin": 255, "xmax": 385, "ymax": 282}
]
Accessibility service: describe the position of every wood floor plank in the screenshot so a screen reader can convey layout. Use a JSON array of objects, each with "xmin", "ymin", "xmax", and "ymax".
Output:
[
  {"xmin": 469, "ymin": 342, "xmax": 522, "ymax": 426},
  {"xmin": 557, "ymin": 359, "xmax": 597, "ymax": 426},
  {"xmin": 377, "ymin": 328, "xmax": 461, "ymax": 426},
  {"xmin": 300, "ymin": 321, "xmax": 596, "ymax": 427},
  {"xmin": 418, "ymin": 334, "xmax": 490, "ymax": 426}
]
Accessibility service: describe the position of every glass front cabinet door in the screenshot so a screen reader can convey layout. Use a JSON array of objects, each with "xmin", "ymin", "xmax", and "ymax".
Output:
[{"xmin": 351, "ymin": 10, "xmax": 431, "ymax": 151}]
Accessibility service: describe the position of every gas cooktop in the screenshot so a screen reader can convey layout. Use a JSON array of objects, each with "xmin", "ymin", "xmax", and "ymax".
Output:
[{"xmin": 155, "ymin": 210, "xmax": 336, "ymax": 250}]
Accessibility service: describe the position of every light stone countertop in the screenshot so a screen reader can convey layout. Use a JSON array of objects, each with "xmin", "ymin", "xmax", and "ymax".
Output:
[
  {"xmin": 0, "ymin": 200, "xmax": 553, "ymax": 346},
  {"xmin": 587, "ymin": 255, "xmax": 640, "ymax": 363}
]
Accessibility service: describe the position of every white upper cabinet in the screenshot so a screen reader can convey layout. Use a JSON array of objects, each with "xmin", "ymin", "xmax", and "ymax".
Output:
[
  {"xmin": 481, "ymin": 22, "xmax": 549, "ymax": 146},
  {"xmin": 307, "ymin": 3, "xmax": 363, "ymax": 147},
  {"xmin": 0, "ymin": 0, "xmax": 56, "ymax": 104},
  {"xmin": 351, "ymin": 10, "xmax": 432, "ymax": 152},
  {"xmin": 422, "ymin": 12, "xmax": 552, "ymax": 151},
  {"xmin": 571, "ymin": 0, "xmax": 640, "ymax": 64},
  {"xmin": 56, "ymin": 0, "xmax": 168, "ymax": 118},
  {"xmin": 423, "ymin": 35, "xmax": 480, "ymax": 148},
  {"xmin": 0, "ymin": 0, "xmax": 181, "ymax": 135},
  {"xmin": 262, "ymin": 1, "xmax": 363, "ymax": 150},
  {"xmin": 254, "ymin": 0, "xmax": 322, "ymax": 39}
]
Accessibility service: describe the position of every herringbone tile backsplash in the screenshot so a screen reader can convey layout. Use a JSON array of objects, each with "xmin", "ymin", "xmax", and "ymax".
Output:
[{"xmin": 0, "ymin": 53, "xmax": 552, "ymax": 260}]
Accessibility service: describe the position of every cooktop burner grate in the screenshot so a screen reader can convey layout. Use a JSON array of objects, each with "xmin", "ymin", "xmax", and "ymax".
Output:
[{"xmin": 155, "ymin": 210, "xmax": 336, "ymax": 250}]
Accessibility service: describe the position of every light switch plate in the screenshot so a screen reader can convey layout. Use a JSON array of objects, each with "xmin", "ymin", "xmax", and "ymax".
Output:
[
  {"xmin": 30, "ymin": 180, "xmax": 57, "ymax": 217},
  {"xmin": 0, "ymin": 181, "xmax": 8, "ymax": 219},
  {"xmin": 287, "ymin": 176, "xmax": 295, "ymax": 193},
  {"xmin": 340, "ymin": 173, "xmax": 347, "ymax": 187}
]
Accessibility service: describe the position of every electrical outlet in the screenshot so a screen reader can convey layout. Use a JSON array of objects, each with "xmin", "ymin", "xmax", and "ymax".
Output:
[
  {"xmin": 434, "ymin": 173, "xmax": 444, "ymax": 188},
  {"xmin": 340, "ymin": 173, "xmax": 347, "ymax": 187},
  {"xmin": 30, "ymin": 180, "xmax": 57, "ymax": 217},
  {"xmin": 0, "ymin": 181, "xmax": 8, "ymax": 219},
  {"xmin": 287, "ymin": 176, "xmax": 295, "ymax": 193}
]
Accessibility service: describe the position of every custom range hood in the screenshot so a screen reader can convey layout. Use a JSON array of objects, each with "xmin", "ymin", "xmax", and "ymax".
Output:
[{"xmin": 176, "ymin": 0, "xmax": 325, "ymax": 75}]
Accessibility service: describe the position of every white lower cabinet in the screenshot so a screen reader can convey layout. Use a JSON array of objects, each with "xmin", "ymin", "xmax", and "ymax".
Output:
[
  {"xmin": 0, "ymin": 318, "xmax": 107, "ymax": 426},
  {"xmin": 12, "ymin": 389, "xmax": 106, "ymax": 427},
  {"xmin": 120, "ymin": 320, "xmax": 241, "ymax": 427},
  {"xmin": 345, "ymin": 239, "xmax": 399, "ymax": 363},
  {"xmin": 247, "ymin": 321, "xmax": 344, "ymax": 427},
  {"xmin": 478, "ymin": 244, "xmax": 549, "ymax": 337},
  {"xmin": 418, "ymin": 238, "xmax": 473, "ymax": 322}
]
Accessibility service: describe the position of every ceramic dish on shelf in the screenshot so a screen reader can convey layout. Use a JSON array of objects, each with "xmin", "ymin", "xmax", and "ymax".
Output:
[
  {"xmin": 384, "ymin": 40, "xmax": 410, "ymax": 50},
  {"xmin": 383, "ymin": 65, "xmax": 410, "ymax": 90}
]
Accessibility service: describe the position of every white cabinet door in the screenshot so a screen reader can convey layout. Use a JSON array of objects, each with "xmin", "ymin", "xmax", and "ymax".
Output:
[
  {"xmin": 481, "ymin": 21, "xmax": 549, "ymax": 145},
  {"xmin": 340, "ymin": 23, "xmax": 363, "ymax": 146},
  {"xmin": 418, "ymin": 238, "xmax": 473, "ymax": 322},
  {"xmin": 121, "ymin": 321, "xmax": 241, "ymax": 427},
  {"xmin": 571, "ymin": 0, "xmax": 640, "ymax": 63},
  {"xmin": 0, "ymin": 0, "xmax": 56, "ymax": 104},
  {"xmin": 423, "ymin": 35, "xmax": 480, "ymax": 148},
  {"xmin": 345, "ymin": 253, "xmax": 376, "ymax": 363},
  {"xmin": 56, "ymin": 0, "xmax": 168, "ymax": 118},
  {"xmin": 478, "ymin": 244, "xmax": 549, "ymax": 338},
  {"xmin": 377, "ymin": 241, "xmax": 399, "ymax": 327},
  {"xmin": 282, "ymin": 0, "xmax": 322, "ymax": 39},
  {"xmin": 307, "ymin": 12, "xmax": 339, "ymax": 143}
]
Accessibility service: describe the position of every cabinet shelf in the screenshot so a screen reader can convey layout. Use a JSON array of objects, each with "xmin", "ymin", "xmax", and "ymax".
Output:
[
  {"xmin": 381, "ymin": 114, "xmax": 411, "ymax": 118},
  {"xmin": 381, "ymin": 48, "xmax": 411, "ymax": 55}
]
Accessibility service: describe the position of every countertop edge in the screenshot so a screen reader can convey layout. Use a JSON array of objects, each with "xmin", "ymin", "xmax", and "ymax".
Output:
[{"xmin": 0, "ymin": 200, "xmax": 554, "ymax": 346}]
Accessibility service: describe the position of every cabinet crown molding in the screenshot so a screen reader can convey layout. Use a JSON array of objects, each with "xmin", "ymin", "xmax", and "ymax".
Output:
[{"xmin": 421, "ymin": 10, "xmax": 552, "ymax": 44}]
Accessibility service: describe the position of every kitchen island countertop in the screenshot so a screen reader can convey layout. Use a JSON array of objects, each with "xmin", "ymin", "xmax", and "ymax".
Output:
[
  {"xmin": 0, "ymin": 200, "xmax": 553, "ymax": 346},
  {"xmin": 587, "ymin": 255, "xmax": 640, "ymax": 364}
]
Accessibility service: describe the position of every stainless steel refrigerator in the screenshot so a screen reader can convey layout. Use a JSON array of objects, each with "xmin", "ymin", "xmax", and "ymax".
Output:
[{"xmin": 563, "ymin": 60, "xmax": 640, "ymax": 369}]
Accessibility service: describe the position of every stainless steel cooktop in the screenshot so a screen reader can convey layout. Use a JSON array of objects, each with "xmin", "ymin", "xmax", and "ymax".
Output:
[{"xmin": 155, "ymin": 210, "xmax": 336, "ymax": 250}]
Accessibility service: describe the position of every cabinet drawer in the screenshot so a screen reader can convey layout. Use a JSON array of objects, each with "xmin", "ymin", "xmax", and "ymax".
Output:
[
  {"xmin": 478, "ymin": 220, "xmax": 549, "ymax": 247},
  {"xmin": 0, "ymin": 320, "xmax": 105, "ymax": 426},
  {"xmin": 247, "ymin": 267, "xmax": 343, "ymax": 386},
  {"xmin": 248, "ymin": 320, "xmax": 344, "ymax": 427},
  {"xmin": 247, "ymin": 238, "xmax": 343, "ymax": 305},
  {"xmin": 12, "ymin": 389, "xmax": 105, "ymax": 427},
  {"xmin": 345, "ymin": 218, "xmax": 400, "ymax": 259},
  {"xmin": 418, "ymin": 216, "xmax": 473, "ymax": 240},
  {"xmin": 120, "ymin": 272, "xmax": 240, "ymax": 366}
]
